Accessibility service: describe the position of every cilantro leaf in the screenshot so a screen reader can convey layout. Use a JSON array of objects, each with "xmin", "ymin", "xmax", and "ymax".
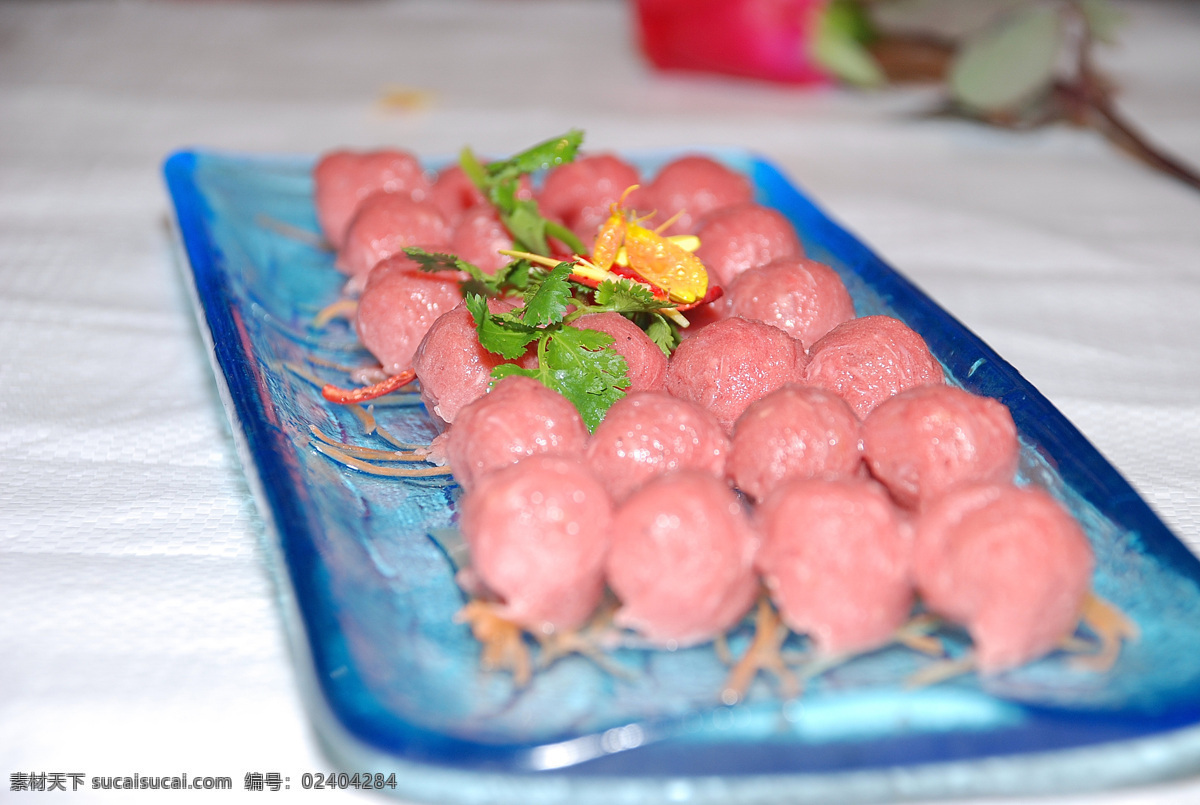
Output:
[
  {"xmin": 404, "ymin": 247, "xmax": 484, "ymax": 280},
  {"xmin": 407, "ymin": 247, "xmax": 532, "ymax": 299},
  {"xmin": 490, "ymin": 362, "xmax": 538, "ymax": 383},
  {"xmin": 539, "ymin": 327, "xmax": 629, "ymax": 431},
  {"xmin": 497, "ymin": 130, "xmax": 584, "ymax": 179},
  {"xmin": 591, "ymin": 278, "xmax": 669, "ymax": 315},
  {"xmin": 466, "ymin": 294, "xmax": 539, "ymax": 360},
  {"xmin": 458, "ymin": 131, "xmax": 584, "ymax": 258},
  {"xmin": 459, "ymin": 146, "xmax": 490, "ymax": 195},
  {"xmin": 641, "ymin": 312, "xmax": 680, "ymax": 357},
  {"xmin": 491, "ymin": 258, "xmax": 531, "ymax": 292},
  {"xmin": 503, "ymin": 199, "xmax": 550, "ymax": 255},
  {"xmin": 520, "ymin": 263, "xmax": 574, "ymax": 327}
]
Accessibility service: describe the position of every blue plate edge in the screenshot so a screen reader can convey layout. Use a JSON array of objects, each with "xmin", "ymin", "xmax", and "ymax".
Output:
[
  {"xmin": 161, "ymin": 147, "xmax": 1200, "ymax": 800},
  {"xmin": 747, "ymin": 154, "xmax": 1199, "ymax": 576}
]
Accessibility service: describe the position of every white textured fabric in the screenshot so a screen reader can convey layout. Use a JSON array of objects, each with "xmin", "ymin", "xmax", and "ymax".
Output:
[{"xmin": 1, "ymin": 0, "xmax": 1198, "ymax": 802}]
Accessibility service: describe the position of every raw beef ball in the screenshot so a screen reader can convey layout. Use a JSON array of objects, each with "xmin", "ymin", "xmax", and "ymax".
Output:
[
  {"xmin": 336, "ymin": 193, "xmax": 451, "ymax": 279},
  {"xmin": 666, "ymin": 316, "xmax": 810, "ymax": 431},
  {"xmin": 430, "ymin": 165, "xmax": 533, "ymax": 225},
  {"xmin": 450, "ymin": 204, "xmax": 513, "ymax": 275},
  {"xmin": 607, "ymin": 471, "xmax": 759, "ymax": 647},
  {"xmin": 638, "ymin": 155, "xmax": 754, "ymax": 236},
  {"xmin": 459, "ymin": 455, "xmax": 612, "ymax": 632},
  {"xmin": 756, "ymin": 478, "xmax": 913, "ymax": 655},
  {"xmin": 724, "ymin": 257, "xmax": 856, "ymax": 345},
  {"xmin": 445, "ymin": 375, "xmax": 589, "ymax": 491},
  {"xmin": 585, "ymin": 391, "xmax": 730, "ymax": 501},
  {"xmin": 694, "ymin": 203, "xmax": 803, "ymax": 287},
  {"xmin": 354, "ymin": 255, "xmax": 464, "ymax": 374},
  {"xmin": 913, "ymin": 483, "xmax": 1094, "ymax": 672},
  {"xmin": 728, "ymin": 385, "xmax": 863, "ymax": 502},
  {"xmin": 803, "ymin": 315, "xmax": 944, "ymax": 419},
  {"xmin": 429, "ymin": 164, "xmax": 487, "ymax": 225},
  {"xmin": 538, "ymin": 154, "xmax": 641, "ymax": 244},
  {"xmin": 568, "ymin": 312, "xmax": 667, "ymax": 392},
  {"xmin": 863, "ymin": 385, "xmax": 1019, "ymax": 510},
  {"xmin": 680, "ymin": 301, "xmax": 727, "ymax": 337},
  {"xmin": 314, "ymin": 149, "xmax": 431, "ymax": 249},
  {"xmin": 412, "ymin": 300, "xmax": 511, "ymax": 429}
]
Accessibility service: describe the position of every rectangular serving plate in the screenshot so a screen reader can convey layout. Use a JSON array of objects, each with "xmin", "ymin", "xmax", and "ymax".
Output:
[{"xmin": 165, "ymin": 147, "xmax": 1200, "ymax": 804}]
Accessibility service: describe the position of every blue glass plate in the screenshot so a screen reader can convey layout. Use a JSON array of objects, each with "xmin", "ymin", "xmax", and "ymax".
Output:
[{"xmin": 164, "ymin": 148, "xmax": 1200, "ymax": 803}]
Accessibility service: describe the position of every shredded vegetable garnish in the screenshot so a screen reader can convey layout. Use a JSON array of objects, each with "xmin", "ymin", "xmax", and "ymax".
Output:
[
  {"xmin": 309, "ymin": 426, "xmax": 429, "ymax": 462},
  {"xmin": 310, "ymin": 440, "xmax": 451, "ymax": 478},
  {"xmin": 312, "ymin": 298, "xmax": 358, "ymax": 328}
]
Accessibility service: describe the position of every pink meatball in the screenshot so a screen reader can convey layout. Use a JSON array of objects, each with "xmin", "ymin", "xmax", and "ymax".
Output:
[
  {"xmin": 863, "ymin": 385, "xmax": 1019, "ymax": 510},
  {"xmin": 756, "ymin": 478, "xmax": 913, "ymax": 655},
  {"xmin": 728, "ymin": 385, "xmax": 863, "ymax": 502},
  {"xmin": 679, "ymin": 301, "xmax": 727, "ymax": 338},
  {"xmin": 430, "ymin": 165, "xmax": 533, "ymax": 225},
  {"xmin": 336, "ymin": 193, "xmax": 451, "ymax": 279},
  {"xmin": 450, "ymin": 204, "xmax": 513, "ymax": 275},
  {"xmin": 803, "ymin": 315, "xmax": 944, "ymax": 419},
  {"xmin": 693, "ymin": 203, "xmax": 803, "ymax": 287},
  {"xmin": 914, "ymin": 484, "xmax": 1094, "ymax": 673},
  {"xmin": 638, "ymin": 155, "xmax": 754, "ymax": 236},
  {"xmin": 412, "ymin": 301, "xmax": 509, "ymax": 429},
  {"xmin": 585, "ymin": 391, "xmax": 730, "ymax": 501},
  {"xmin": 538, "ymin": 154, "xmax": 641, "ymax": 244},
  {"xmin": 665, "ymin": 316, "xmax": 810, "ymax": 431},
  {"xmin": 313, "ymin": 149, "xmax": 431, "ymax": 249},
  {"xmin": 354, "ymin": 255, "xmax": 464, "ymax": 374},
  {"xmin": 607, "ymin": 471, "xmax": 759, "ymax": 647},
  {"xmin": 445, "ymin": 375, "xmax": 589, "ymax": 491},
  {"xmin": 459, "ymin": 455, "xmax": 612, "ymax": 632},
  {"xmin": 724, "ymin": 257, "xmax": 856, "ymax": 345},
  {"xmin": 568, "ymin": 312, "xmax": 666, "ymax": 392},
  {"xmin": 429, "ymin": 164, "xmax": 487, "ymax": 225}
]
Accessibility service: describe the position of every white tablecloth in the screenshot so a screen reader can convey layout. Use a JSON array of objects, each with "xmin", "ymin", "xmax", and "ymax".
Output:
[{"xmin": 2, "ymin": 1, "xmax": 1199, "ymax": 802}]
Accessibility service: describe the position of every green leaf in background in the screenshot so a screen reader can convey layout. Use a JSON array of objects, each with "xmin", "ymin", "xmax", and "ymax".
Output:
[
  {"xmin": 813, "ymin": 0, "xmax": 885, "ymax": 87},
  {"xmin": 869, "ymin": 0, "xmax": 1025, "ymax": 42},
  {"xmin": 1080, "ymin": 0, "xmax": 1123, "ymax": 45},
  {"xmin": 949, "ymin": 4, "xmax": 1064, "ymax": 114}
]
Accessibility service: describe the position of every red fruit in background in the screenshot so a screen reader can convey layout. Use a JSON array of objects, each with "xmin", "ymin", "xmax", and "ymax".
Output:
[{"xmin": 634, "ymin": 0, "xmax": 830, "ymax": 85}]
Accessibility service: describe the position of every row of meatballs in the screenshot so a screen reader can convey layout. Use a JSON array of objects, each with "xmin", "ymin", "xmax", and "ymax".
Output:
[{"xmin": 310, "ymin": 144, "xmax": 1097, "ymax": 680}]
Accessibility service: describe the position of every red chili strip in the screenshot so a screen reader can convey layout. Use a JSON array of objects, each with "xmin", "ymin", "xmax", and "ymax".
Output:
[{"xmin": 322, "ymin": 369, "xmax": 416, "ymax": 404}]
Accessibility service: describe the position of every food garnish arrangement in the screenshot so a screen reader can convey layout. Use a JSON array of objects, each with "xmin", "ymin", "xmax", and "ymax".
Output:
[{"xmin": 295, "ymin": 129, "xmax": 1137, "ymax": 703}]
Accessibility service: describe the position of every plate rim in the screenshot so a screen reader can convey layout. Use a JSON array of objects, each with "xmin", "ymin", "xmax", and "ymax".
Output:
[{"xmin": 163, "ymin": 147, "xmax": 1200, "ymax": 801}]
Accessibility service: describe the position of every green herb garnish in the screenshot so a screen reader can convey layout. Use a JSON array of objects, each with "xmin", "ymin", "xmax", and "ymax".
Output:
[
  {"xmin": 460, "ymin": 130, "xmax": 588, "ymax": 256},
  {"xmin": 463, "ymin": 262, "xmax": 632, "ymax": 430},
  {"xmin": 405, "ymin": 247, "xmax": 532, "ymax": 298},
  {"xmin": 408, "ymin": 132, "xmax": 695, "ymax": 428}
]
